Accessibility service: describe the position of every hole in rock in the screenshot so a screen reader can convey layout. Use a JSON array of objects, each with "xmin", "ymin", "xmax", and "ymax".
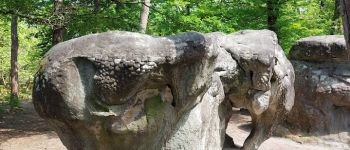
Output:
[
  {"xmin": 225, "ymin": 107, "xmax": 252, "ymax": 148},
  {"xmin": 249, "ymin": 71, "xmax": 254, "ymax": 80},
  {"xmin": 171, "ymin": 99, "xmax": 176, "ymax": 107},
  {"xmin": 165, "ymin": 84, "xmax": 176, "ymax": 108}
]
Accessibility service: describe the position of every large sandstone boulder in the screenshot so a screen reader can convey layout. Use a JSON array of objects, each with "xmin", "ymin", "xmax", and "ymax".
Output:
[
  {"xmin": 287, "ymin": 35, "xmax": 350, "ymax": 144},
  {"xmin": 33, "ymin": 30, "xmax": 294, "ymax": 150}
]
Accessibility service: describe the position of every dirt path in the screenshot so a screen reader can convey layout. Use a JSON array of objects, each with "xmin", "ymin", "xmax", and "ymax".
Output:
[
  {"xmin": 225, "ymin": 108, "xmax": 348, "ymax": 150},
  {"xmin": 0, "ymin": 103, "xmax": 347, "ymax": 150},
  {"xmin": 0, "ymin": 102, "xmax": 66, "ymax": 150}
]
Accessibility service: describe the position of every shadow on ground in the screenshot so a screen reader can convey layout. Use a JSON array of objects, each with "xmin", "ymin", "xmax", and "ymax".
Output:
[{"xmin": 0, "ymin": 102, "xmax": 56, "ymax": 142}]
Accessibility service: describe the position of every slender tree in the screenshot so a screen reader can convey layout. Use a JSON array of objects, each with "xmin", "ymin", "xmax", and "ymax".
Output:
[
  {"xmin": 139, "ymin": 0, "xmax": 150, "ymax": 33},
  {"xmin": 267, "ymin": 0, "xmax": 279, "ymax": 33},
  {"xmin": 340, "ymin": 0, "xmax": 350, "ymax": 49},
  {"xmin": 10, "ymin": 15, "xmax": 19, "ymax": 108},
  {"xmin": 94, "ymin": 0, "xmax": 100, "ymax": 13},
  {"xmin": 52, "ymin": 0, "xmax": 65, "ymax": 46},
  {"xmin": 331, "ymin": 0, "xmax": 340, "ymax": 35}
]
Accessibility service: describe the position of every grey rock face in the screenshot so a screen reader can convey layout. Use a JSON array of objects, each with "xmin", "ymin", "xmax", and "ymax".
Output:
[
  {"xmin": 212, "ymin": 30, "xmax": 295, "ymax": 150},
  {"xmin": 33, "ymin": 30, "xmax": 294, "ymax": 150},
  {"xmin": 289, "ymin": 35, "xmax": 350, "ymax": 63},
  {"xmin": 287, "ymin": 35, "xmax": 350, "ymax": 144}
]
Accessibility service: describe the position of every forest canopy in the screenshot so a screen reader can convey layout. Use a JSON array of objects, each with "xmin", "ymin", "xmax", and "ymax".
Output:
[{"xmin": 0, "ymin": 0, "xmax": 343, "ymax": 106}]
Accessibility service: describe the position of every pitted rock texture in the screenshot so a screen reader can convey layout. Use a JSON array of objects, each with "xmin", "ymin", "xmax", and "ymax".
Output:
[
  {"xmin": 33, "ymin": 30, "xmax": 294, "ymax": 150},
  {"xmin": 287, "ymin": 35, "xmax": 350, "ymax": 144}
]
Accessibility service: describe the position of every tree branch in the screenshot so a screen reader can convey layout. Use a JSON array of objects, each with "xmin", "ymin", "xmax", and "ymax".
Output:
[{"xmin": 0, "ymin": 9, "xmax": 51, "ymax": 25}]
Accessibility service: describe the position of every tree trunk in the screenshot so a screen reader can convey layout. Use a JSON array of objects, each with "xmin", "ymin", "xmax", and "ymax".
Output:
[
  {"xmin": 52, "ymin": 0, "xmax": 65, "ymax": 46},
  {"xmin": 94, "ymin": 0, "xmax": 100, "ymax": 13},
  {"xmin": 186, "ymin": 5, "xmax": 191, "ymax": 15},
  {"xmin": 267, "ymin": 0, "xmax": 279, "ymax": 33},
  {"xmin": 330, "ymin": 0, "xmax": 340, "ymax": 35},
  {"xmin": 320, "ymin": 0, "xmax": 325, "ymax": 10},
  {"xmin": 340, "ymin": 0, "xmax": 350, "ymax": 50},
  {"xmin": 139, "ymin": 0, "xmax": 150, "ymax": 34},
  {"xmin": 10, "ymin": 15, "xmax": 19, "ymax": 107}
]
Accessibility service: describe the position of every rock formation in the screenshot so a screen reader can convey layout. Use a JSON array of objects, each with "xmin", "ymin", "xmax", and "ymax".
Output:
[
  {"xmin": 33, "ymin": 30, "xmax": 294, "ymax": 150},
  {"xmin": 287, "ymin": 35, "xmax": 350, "ymax": 144},
  {"xmin": 212, "ymin": 30, "xmax": 295, "ymax": 149}
]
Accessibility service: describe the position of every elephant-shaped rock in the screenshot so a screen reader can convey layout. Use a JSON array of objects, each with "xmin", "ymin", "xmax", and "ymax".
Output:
[{"xmin": 33, "ymin": 30, "xmax": 294, "ymax": 150}]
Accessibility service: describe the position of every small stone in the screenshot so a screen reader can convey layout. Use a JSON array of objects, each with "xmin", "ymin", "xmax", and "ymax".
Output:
[
  {"xmin": 125, "ymin": 60, "xmax": 135, "ymax": 66},
  {"xmin": 142, "ymin": 65, "xmax": 152, "ymax": 70},
  {"xmin": 88, "ymin": 57, "xmax": 96, "ymax": 61},
  {"xmin": 129, "ymin": 67, "xmax": 134, "ymax": 71},
  {"xmin": 114, "ymin": 59, "xmax": 121, "ymax": 64},
  {"xmin": 115, "ymin": 66, "xmax": 120, "ymax": 71},
  {"xmin": 124, "ymin": 60, "xmax": 130, "ymax": 64},
  {"xmin": 148, "ymin": 62, "xmax": 156, "ymax": 66},
  {"xmin": 101, "ymin": 79, "xmax": 105, "ymax": 83},
  {"xmin": 134, "ymin": 63, "xmax": 140, "ymax": 68},
  {"xmin": 135, "ymin": 58, "xmax": 141, "ymax": 63},
  {"xmin": 105, "ymin": 64, "xmax": 110, "ymax": 69}
]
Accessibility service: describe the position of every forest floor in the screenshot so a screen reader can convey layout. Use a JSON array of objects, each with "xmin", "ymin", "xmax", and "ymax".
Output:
[{"xmin": 0, "ymin": 102, "xmax": 347, "ymax": 150}]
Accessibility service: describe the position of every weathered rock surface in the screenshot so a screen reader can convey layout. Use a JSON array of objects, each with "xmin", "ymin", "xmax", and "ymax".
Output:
[
  {"xmin": 289, "ymin": 35, "xmax": 350, "ymax": 63},
  {"xmin": 287, "ymin": 35, "xmax": 350, "ymax": 144},
  {"xmin": 212, "ymin": 30, "xmax": 295, "ymax": 150},
  {"xmin": 33, "ymin": 30, "xmax": 294, "ymax": 150}
]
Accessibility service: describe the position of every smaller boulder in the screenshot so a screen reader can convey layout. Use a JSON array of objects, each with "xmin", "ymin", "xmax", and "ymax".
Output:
[
  {"xmin": 287, "ymin": 35, "xmax": 350, "ymax": 145},
  {"xmin": 289, "ymin": 35, "xmax": 350, "ymax": 63}
]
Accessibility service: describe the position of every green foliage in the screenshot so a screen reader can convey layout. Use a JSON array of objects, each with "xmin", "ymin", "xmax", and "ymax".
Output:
[
  {"xmin": 9, "ymin": 95, "xmax": 20, "ymax": 108},
  {"xmin": 0, "ymin": 16, "xmax": 41, "ymax": 102},
  {"xmin": 278, "ymin": 0, "xmax": 342, "ymax": 53},
  {"xmin": 147, "ymin": 0, "xmax": 267, "ymax": 35},
  {"xmin": 145, "ymin": 95, "xmax": 165, "ymax": 121}
]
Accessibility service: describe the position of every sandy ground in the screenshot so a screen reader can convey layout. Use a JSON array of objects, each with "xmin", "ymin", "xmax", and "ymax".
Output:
[
  {"xmin": 225, "ymin": 108, "xmax": 349, "ymax": 150},
  {"xmin": 0, "ymin": 103, "xmax": 348, "ymax": 150},
  {"xmin": 0, "ymin": 102, "xmax": 66, "ymax": 150}
]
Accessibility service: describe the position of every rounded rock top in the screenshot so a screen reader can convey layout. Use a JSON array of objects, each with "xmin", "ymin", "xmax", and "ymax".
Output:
[{"xmin": 289, "ymin": 35, "xmax": 350, "ymax": 63}]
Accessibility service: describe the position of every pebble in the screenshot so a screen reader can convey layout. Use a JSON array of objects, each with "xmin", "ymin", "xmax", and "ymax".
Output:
[
  {"xmin": 115, "ymin": 66, "xmax": 120, "ymax": 71},
  {"xmin": 142, "ymin": 65, "xmax": 152, "ymax": 70},
  {"xmin": 114, "ymin": 59, "xmax": 121, "ymax": 64},
  {"xmin": 148, "ymin": 62, "xmax": 156, "ymax": 66}
]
